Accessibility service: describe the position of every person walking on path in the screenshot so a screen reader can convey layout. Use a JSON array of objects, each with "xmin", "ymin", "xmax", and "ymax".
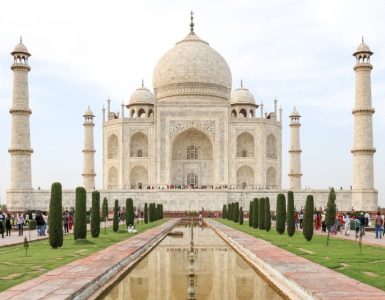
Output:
[
  {"xmin": 375, "ymin": 211, "xmax": 383, "ymax": 239},
  {"xmin": 5, "ymin": 214, "xmax": 12, "ymax": 236},
  {"xmin": 344, "ymin": 214, "xmax": 351, "ymax": 236},
  {"xmin": 62, "ymin": 211, "xmax": 69, "ymax": 234},
  {"xmin": 0, "ymin": 211, "xmax": 5, "ymax": 238},
  {"xmin": 17, "ymin": 214, "xmax": 24, "ymax": 236},
  {"xmin": 299, "ymin": 211, "xmax": 304, "ymax": 229}
]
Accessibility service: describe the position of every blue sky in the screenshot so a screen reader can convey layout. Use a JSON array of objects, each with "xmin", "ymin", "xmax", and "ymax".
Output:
[{"xmin": 0, "ymin": 0, "xmax": 384, "ymax": 206}]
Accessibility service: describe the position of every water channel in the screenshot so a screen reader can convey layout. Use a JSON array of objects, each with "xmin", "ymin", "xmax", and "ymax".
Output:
[{"xmin": 101, "ymin": 221, "xmax": 283, "ymax": 300}]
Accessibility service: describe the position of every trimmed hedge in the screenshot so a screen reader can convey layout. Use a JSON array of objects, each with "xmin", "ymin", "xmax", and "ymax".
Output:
[
  {"xmin": 239, "ymin": 207, "xmax": 243, "ymax": 225},
  {"xmin": 233, "ymin": 202, "xmax": 239, "ymax": 223},
  {"xmin": 248, "ymin": 201, "xmax": 253, "ymax": 227},
  {"xmin": 102, "ymin": 197, "xmax": 108, "ymax": 221},
  {"xmin": 144, "ymin": 203, "xmax": 148, "ymax": 224},
  {"xmin": 303, "ymin": 195, "xmax": 314, "ymax": 241},
  {"xmin": 74, "ymin": 187, "xmax": 87, "ymax": 240},
  {"xmin": 287, "ymin": 191, "xmax": 295, "ymax": 237},
  {"xmin": 49, "ymin": 182, "xmax": 64, "ymax": 248},
  {"xmin": 252, "ymin": 198, "xmax": 258, "ymax": 229},
  {"xmin": 113, "ymin": 199, "xmax": 119, "ymax": 232},
  {"xmin": 91, "ymin": 191, "xmax": 100, "ymax": 238},
  {"xmin": 126, "ymin": 198, "xmax": 134, "ymax": 226},
  {"xmin": 222, "ymin": 204, "xmax": 227, "ymax": 219},
  {"xmin": 264, "ymin": 197, "xmax": 271, "ymax": 231},
  {"xmin": 258, "ymin": 198, "xmax": 265, "ymax": 229},
  {"xmin": 276, "ymin": 194, "xmax": 286, "ymax": 235}
]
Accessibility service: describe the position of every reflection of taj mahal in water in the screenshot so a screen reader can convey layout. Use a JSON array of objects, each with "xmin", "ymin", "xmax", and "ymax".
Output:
[{"xmin": 6, "ymin": 15, "xmax": 378, "ymax": 212}]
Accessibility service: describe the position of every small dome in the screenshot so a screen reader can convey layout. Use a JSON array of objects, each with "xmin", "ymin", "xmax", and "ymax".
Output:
[
  {"xmin": 128, "ymin": 83, "xmax": 155, "ymax": 106},
  {"xmin": 11, "ymin": 40, "xmax": 30, "ymax": 55},
  {"xmin": 84, "ymin": 106, "xmax": 94, "ymax": 117},
  {"xmin": 354, "ymin": 39, "xmax": 373, "ymax": 55},
  {"xmin": 290, "ymin": 107, "xmax": 300, "ymax": 118},
  {"xmin": 230, "ymin": 83, "xmax": 255, "ymax": 105}
]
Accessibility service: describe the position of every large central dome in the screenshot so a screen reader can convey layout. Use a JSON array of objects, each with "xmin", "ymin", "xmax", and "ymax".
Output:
[{"xmin": 153, "ymin": 24, "xmax": 232, "ymax": 101}]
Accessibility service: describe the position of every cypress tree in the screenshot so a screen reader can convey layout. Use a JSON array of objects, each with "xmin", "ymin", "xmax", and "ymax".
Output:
[
  {"xmin": 258, "ymin": 198, "xmax": 265, "ymax": 229},
  {"xmin": 91, "ymin": 191, "xmax": 100, "ymax": 238},
  {"xmin": 248, "ymin": 201, "xmax": 253, "ymax": 227},
  {"xmin": 287, "ymin": 191, "xmax": 295, "ymax": 237},
  {"xmin": 49, "ymin": 182, "xmax": 64, "ymax": 248},
  {"xmin": 102, "ymin": 197, "xmax": 108, "ymax": 235},
  {"xmin": 113, "ymin": 199, "xmax": 119, "ymax": 232},
  {"xmin": 303, "ymin": 195, "xmax": 314, "ymax": 241},
  {"xmin": 149, "ymin": 203, "xmax": 154, "ymax": 222},
  {"xmin": 252, "ymin": 198, "xmax": 258, "ymax": 228},
  {"xmin": 325, "ymin": 188, "xmax": 336, "ymax": 245},
  {"xmin": 265, "ymin": 197, "xmax": 271, "ymax": 231},
  {"xmin": 126, "ymin": 198, "xmax": 134, "ymax": 226},
  {"xmin": 222, "ymin": 204, "xmax": 227, "ymax": 219},
  {"xmin": 74, "ymin": 187, "xmax": 87, "ymax": 240},
  {"xmin": 228, "ymin": 203, "xmax": 232, "ymax": 220},
  {"xmin": 239, "ymin": 207, "xmax": 244, "ymax": 225},
  {"xmin": 233, "ymin": 202, "xmax": 239, "ymax": 223},
  {"xmin": 157, "ymin": 204, "xmax": 161, "ymax": 220},
  {"xmin": 144, "ymin": 203, "xmax": 148, "ymax": 224},
  {"xmin": 276, "ymin": 194, "xmax": 286, "ymax": 235}
]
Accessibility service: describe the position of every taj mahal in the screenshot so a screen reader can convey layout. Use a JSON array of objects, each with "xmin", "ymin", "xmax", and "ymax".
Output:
[{"xmin": 5, "ymin": 15, "xmax": 378, "ymax": 212}]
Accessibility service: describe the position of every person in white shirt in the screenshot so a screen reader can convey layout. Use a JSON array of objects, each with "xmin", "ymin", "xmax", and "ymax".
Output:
[{"xmin": 344, "ymin": 214, "xmax": 351, "ymax": 236}]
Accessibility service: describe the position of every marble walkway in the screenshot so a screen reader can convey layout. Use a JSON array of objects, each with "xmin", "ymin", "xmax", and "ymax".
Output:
[{"xmin": 207, "ymin": 219, "xmax": 385, "ymax": 300}]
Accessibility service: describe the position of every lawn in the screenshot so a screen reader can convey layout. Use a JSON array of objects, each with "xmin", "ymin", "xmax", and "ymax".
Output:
[
  {"xmin": 0, "ymin": 220, "xmax": 166, "ymax": 292},
  {"xmin": 219, "ymin": 219, "xmax": 385, "ymax": 291}
]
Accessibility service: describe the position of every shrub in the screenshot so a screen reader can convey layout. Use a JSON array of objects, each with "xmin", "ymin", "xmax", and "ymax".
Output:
[
  {"xmin": 252, "ymin": 198, "xmax": 258, "ymax": 229},
  {"xmin": 276, "ymin": 194, "xmax": 286, "ymax": 235},
  {"xmin": 258, "ymin": 198, "xmax": 265, "ymax": 229},
  {"xmin": 222, "ymin": 204, "xmax": 227, "ymax": 219},
  {"xmin": 227, "ymin": 203, "xmax": 232, "ymax": 221},
  {"xmin": 239, "ymin": 207, "xmax": 244, "ymax": 225},
  {"xmin": 325, "ymin": 188, "xmax": 336, "ymax": 245},
  {"xmin": 265, "ymin": 197, "xmax": 271, "ymax": 231},
  {"xmin": 303, "ymin": 195, "xmax": 314, "ymax": 241},
  {"xmin": 248, "ymin": 201, "xmax": 253, "ymax": 227},
  {"xmin": 126, "ymin": 198, "xmax": 134, "ymax": 226},
  {"xmin": 144, "ymin": 203, "xmax": 148, "ymax": 224},
  {"xmin": 28, "ymin": 219, "xmax": 37, "ymax": 230},
  {"xmin": 48, "ymin": 182, "xmax": 64, "ymax": 248},
  {"xmin": 149, "ymin": 203, "xmax": 154, "ymax": 222},
  {"xmin": 102, "ymin": 197, "xmax": 108, "ymax": 221},
  {"xmin": 287, "ymin": 191, "xmax": 295, "ymax": 237},
  {"xmin": 91, "ymin": 191, "xmax": 100, "ymax": 238},
  {"xmin": 233, "ymin": 202, "xmax": 239, "ymax": 223},
  {"xmin": 113, "ymin": 199, "xmax": 119, "ymax": 232},
  {"xmin": 74, "ymin": 187, "xmax": 87, "ymax": 240},
  {"xmin": 157, "ymin": 204, "xmax": 162, "ymax": 220}
]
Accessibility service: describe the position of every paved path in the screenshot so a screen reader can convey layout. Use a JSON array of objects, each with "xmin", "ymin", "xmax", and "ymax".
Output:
[
  {"xmin": 0, "ymin": 219, "xmax": 178, "ymax": 300},
  {"xmin": 207, "ymin": 219, "xmax": 385, "ymax": 300},
  {"xmin": 314, "ymin": 228, "xmax": 385, "ymax": 247}
]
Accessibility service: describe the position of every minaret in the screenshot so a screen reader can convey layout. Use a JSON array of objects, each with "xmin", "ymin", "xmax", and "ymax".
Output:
[
  {"xmin": 9, "ymin": 38, "xmax": 33, "ymax": 191},
  {"xmin": 82, "ymin": 106, "xmax": 96, "ymax": 190},
  {"xmin": 351, "ymin": 39, "xmax": 377, "ymax": 211},
  {"xmin": 288, "ymin": 107, "xmax": 302, "ymax": 190}
]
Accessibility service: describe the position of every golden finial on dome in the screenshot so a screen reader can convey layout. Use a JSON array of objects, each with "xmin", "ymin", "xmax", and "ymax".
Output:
[
  {"xmin": 141, "ymin": 78, "xmax": 144, "ymax": 87},
  {"xmin": 240, "ymin": 79, "xmax": 243, "ymax": 87},
  {"xmin": 190, "ymin": 10, "xmax": 194, "ymax": 33}
]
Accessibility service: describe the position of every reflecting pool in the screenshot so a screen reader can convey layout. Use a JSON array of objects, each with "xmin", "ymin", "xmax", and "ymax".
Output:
[{"xmin": 102, "ymin": 221, "xmax": 283, "ymax": 300}]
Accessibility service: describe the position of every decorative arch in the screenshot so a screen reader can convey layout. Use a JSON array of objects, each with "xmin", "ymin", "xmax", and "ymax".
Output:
[
  {"xmin": 130, "ymin": 166, "xmax": 148, "ymax": 189},
  {"xmin": 186, "ymin": 172, "xmax": 198, "ymax": 187},
  {"xmin": 231, "ymin": 109, "xmax": 237, "ymax": 118},
  {"xmin": 130, "ymin": 132, "xmax": 148, "ymax": 157},
  {"xmin": 266, "ymin": 134, "xmax": 277, "ymax": 159},
  {"xmin": 107, "ymin": 134, "xmax": 118, "ymax": 159},
  {"xmin": 236, "ymin": 132, "xmax": 254, "ymax": 157},
  {"xmin": 239, "ymin": 108, "xmax": 247, "ymax": 118},
  {"xmin": 236, "ymin": 165, "xmax": 254, "ymax": 188},
  {"xmin": 130, "ymin": 109, "xmax": 135, "ymax": 118},
  {"xmin": 148, "ymin": 109, "xmax": 154, "ymax": 118},
  {"xmin": 250, "ymin": 109, "xmax": 255, "ymax": 118},
  {"xmin": 138, "ymin": 108, "xmax": 146, "ymax": 118},
  {"xmin": 108, "ymin": 166, "xmax": 118, "ymax": 189},
  {"xmin": 266, "ymin": 166, "xmax": 276, "ymax": 188}
]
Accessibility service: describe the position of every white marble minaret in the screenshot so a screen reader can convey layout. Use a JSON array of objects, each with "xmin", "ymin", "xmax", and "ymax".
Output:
[
  {"xmin": 351, "ymin": 39, "xmax": 377, "ymax": 211},
  {"xmin": 288, "ymin": 107, "xmax": 302, "ymax": 190},
  {"xmin": 82, "ymin": 106, "xmax": 96, "ymax": 190},
  {"xmin": 9, "ymin": 39, "xmax": 33, "ymax": 193}
]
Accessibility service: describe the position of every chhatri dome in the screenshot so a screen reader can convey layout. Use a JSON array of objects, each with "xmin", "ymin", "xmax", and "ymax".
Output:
[
  {"xmin": 128, "ymin": 80, "xmax": 155, "ymax": 106},
  {"xmin": 230, "ymin": 81, "xmax": 255, "ymax": 105},
  {"xmin": 11, "ymin": 37, "xmax": 30, "ymax": 55},
  {"xmin": 153, "ymin": 12, "xmax": 232, "ymax": 100}
]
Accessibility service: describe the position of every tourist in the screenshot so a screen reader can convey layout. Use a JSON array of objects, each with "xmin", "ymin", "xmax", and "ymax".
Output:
[
  {"xmin": 299, "ymin": 211, "xmax": 304, "ymax": 229},
  {"xmin": 0, "ymin": 211, "xmax": 5, "ymax": 238},
  {"xmin": 359, "ymin": 212, "xmax": 366, "ymax": 236},
  {"xmin": 62, "ymin": 211, "xmax": 69, "ymax": 234},
  {"xmin": 68, "ymin": 213, "xmax": 73, "ymax": 231},
  {"xmin": 5, "ymin": 214, "xmax": 12, "ymax": 236},
  {"xmin": 344, "ymin": 214, "xmax": 351, "ymax": 236},
  {"xmin": 35, "ymin": 212, "xmax": 45, "ymax": 236},
  {"xmin": 17, "ymin": 213, "xmax": 24, "ymax": 236},
  {"xmin": 294, "ymin": 210, "xmax": 299, "ymax": 229},
  {"xmin": 365, "ymin": 211, "xmax": 370, "ymax": 227},
  {"xmin": 353, "ymin": 216, "xmax": 361, "ymax": 239},
  {"xmin": 374, "ymin": 211, "xmax": 383, "ymax": 239},
  {"xmin": 128, "ymin": 224, "xmax": 137, "ymax": 233},
  {"xmin": 42, "ymin": 212, "xmax": 48, "ymax": 234}
]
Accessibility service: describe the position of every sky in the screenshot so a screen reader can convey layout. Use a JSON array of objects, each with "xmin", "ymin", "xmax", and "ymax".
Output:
[{"xmin": 0, "ymin": 0, "xmax": 384, "ymax": 206}]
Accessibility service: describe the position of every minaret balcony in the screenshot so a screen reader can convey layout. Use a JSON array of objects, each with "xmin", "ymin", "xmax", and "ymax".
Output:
[{"xmin": 352, "ymin": 108, "xmax": 375, "ymax": 115}]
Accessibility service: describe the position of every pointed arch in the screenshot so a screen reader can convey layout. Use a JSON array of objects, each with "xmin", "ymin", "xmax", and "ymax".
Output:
[
  {"xmin": 108, "ymin": 166, "xmax": 118, "ymax": 189},
  {"xmin": 266, "ymin": 134, "xmax": 277, "ymax": 159},
  {"xmin": 107, "ymin": 134, "xmax": 118, "ymax": 159},
  {"xmin": 138, "ymin": 108, "xmax": 146, "ymax": 118},
  {"xmin": 236, "ymin": 166, "xmax": 254, "ymax": 188},
  {"xmin": 130, "ymin": 166, "xmax": 148, "ymax": 189},
  {"xmin": 239, "ymin": 108, "xmax": 247, "ymax": 118},
  {"xmin": 231, "ymin": 109, "xmax": 237, "ymax": 118},
  {"xmin": 236, "ymin": 132, "xmax": 254, "ymax": 157},
  {"xmin": 130, "ymin": 132, "xmax": 148, "ymax": 157},
  {"xmin": 266, "ymin": 166, "xmax": 276, "ymax": 188}
]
